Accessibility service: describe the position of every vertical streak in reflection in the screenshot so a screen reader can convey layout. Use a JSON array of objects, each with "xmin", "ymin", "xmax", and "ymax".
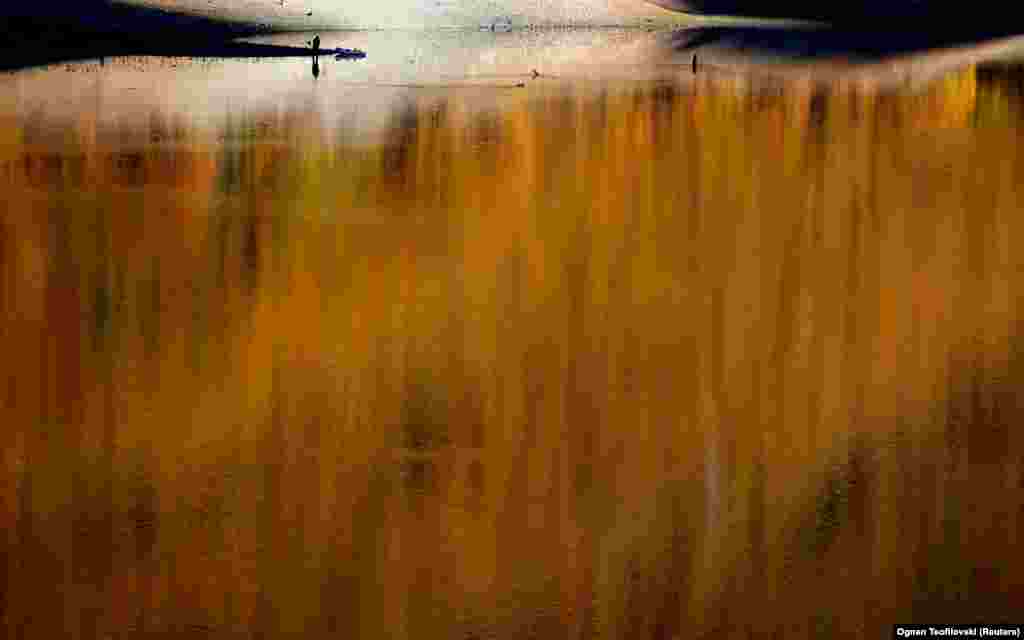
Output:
[
  {"xmin": 14, "ymin": 459, "xmax": 34, "ymax": 638},
  {"xmin": 0, "ymin": 218, "xmax": 8, "ymax": 633},
  {"xmin": 242, "ymin": 213, "xmax": 262, "ymax": 296},
  {"xmin": 254, "ymin": 356, "xmax": 285, "ymax": 638},
  {"xmin": 700, "ymin": 281, "xmax": 725, "ymax": 629},
  {"xmin": 564, "ymin": 212, "xmax": 597, "ymax": 639}
]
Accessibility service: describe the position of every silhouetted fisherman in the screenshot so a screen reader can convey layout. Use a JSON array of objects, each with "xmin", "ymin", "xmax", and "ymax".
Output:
[
  {"xmin": 692, "ymin": 53, "xmax": 697, "ymax": 74},
  {"xmin": 310, "ymin": 34, "xmax": 321, "ymax": 74}
]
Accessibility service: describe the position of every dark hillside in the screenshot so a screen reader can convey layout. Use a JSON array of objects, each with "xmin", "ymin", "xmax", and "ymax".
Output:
[
  {"xmin": 1, "ymin": 1, "xmax": 261, "ymax": 49},
  {"xmin": 0, "ymin": 2, "xmax": 276, "ymax": 70}
]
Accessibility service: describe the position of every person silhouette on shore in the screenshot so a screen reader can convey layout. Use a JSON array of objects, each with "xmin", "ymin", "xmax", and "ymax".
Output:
[{"xmin": 312, "ymin": 35, "xmax": 320, "ymax": 54}]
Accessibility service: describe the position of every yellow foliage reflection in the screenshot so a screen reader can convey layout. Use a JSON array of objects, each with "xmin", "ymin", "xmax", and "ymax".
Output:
[{"xmin": 2, "ymin": 60, "xmax": 1024, "ymax": 639}]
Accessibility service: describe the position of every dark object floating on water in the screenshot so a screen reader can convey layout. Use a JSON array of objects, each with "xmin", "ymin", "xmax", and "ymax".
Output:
[{"xmin": 335, "ymin": 48, "xmax": 367, "ymax": 60}]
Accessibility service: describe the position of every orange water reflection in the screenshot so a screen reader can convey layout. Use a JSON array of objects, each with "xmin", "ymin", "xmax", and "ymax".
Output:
[{"xmin": 2, "ymin": 37, "xmax": 1024, "ymax": 639}]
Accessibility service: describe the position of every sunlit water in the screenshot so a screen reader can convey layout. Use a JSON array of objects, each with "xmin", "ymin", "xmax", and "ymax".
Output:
[{"xmin": 2, "ymin": 28, "xmax": 1024, "ymax": 639}]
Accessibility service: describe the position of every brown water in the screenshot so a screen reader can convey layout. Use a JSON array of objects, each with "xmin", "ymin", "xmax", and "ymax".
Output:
[{"xmin": 2, "ymin": 28, "xmax": 1024, "ymax": 639}]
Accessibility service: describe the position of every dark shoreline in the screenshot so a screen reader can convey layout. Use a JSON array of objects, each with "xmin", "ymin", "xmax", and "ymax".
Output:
[
  {"xmin": 0, "ymin": 2, "xmax": 369, "ymax": 71},
  {"xmin": 669, "ymin": 24, "xmax": 1024, "ymax": 62},
  {"xmin": 1, "ymin": 1, "xmax": 257, "ymax": 70}
]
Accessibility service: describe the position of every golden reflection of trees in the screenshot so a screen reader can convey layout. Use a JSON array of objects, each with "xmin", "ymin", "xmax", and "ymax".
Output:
[{"xmin": 2, "ymin": 66, "xmax": 1024, "ymax": 639}]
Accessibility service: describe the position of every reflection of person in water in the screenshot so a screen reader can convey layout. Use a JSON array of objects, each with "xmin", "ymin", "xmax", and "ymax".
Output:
[{"xmin": 311, "ymin": 35, "xmax": 321, "ymax": 79}]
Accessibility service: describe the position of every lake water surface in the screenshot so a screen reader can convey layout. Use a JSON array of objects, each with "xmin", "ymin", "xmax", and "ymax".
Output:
[{"xmin": 2, "ymin": 28, "xmax": 1024, "ymax": 639}]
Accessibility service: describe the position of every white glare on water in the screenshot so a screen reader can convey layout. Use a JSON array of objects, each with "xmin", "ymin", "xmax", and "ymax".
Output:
[{"xmin": 118, "ymin": 0, "xmax": 685, "ymax": 29}]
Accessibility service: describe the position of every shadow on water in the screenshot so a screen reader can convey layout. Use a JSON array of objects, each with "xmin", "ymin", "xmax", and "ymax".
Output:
[
  {"xmin": 0, "ymin": 39, "xmax": 366, "ymax": 73},
  {"xmin": 670, "ymin": 23, "xmax": 1024, "ymax": 62}
]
